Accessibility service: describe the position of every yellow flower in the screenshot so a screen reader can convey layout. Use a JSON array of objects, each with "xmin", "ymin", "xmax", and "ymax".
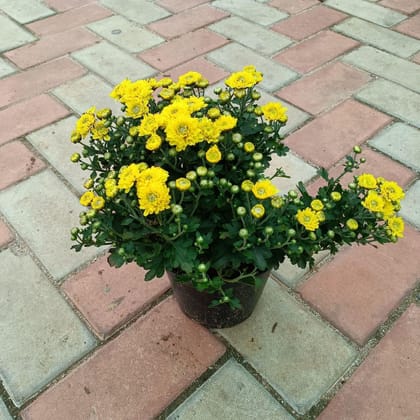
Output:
[
  {"xmin": 178, "ymin": 71, "xmax": 202, "ymax": 87},
  {"xmin": 125, "ymin": 99, "xmax": 149, "ymax": 119},
  {"xmin": 244, "ymin": 142, "xmax": 255, "ymax": 153},
  {"xmin": 105, "ymin": 179, "xmax": 118, "ymax": 198},
  {"xmin": 242, "ymin": 65, "xmax": 263, "ymax": 83},
  {"xmin": 137, "ymin": 182, "xmax": 171, "ymax": 216},
  {"xmin": 357, "ymin": 173, "xmax": 377, "ymax": 189},
  {"xmin": 296, "ymin": 208, "xmax": 320, "ymax": 231},
  {"xmin": 225, "ymin": 71, "xmax": 256, "ymax": 89},
  {"xmin": 91, "ymin": 120, "xmax": 110, "ymax": 141},
  {"xmin": 75, "ymin": 107, "xmax": 96, "ymax": 137},
  {"xmin": 118, "ymin": 164, "xmax": 142, "ymax": 192},
  {"xmin": 138, "ymin": 166, "xmax": 169, "ymax": 185},
  {"xmin": 387, "ymin": 216, "xmax": 404, "ymax": 238},
  {"xmin": 199, "ymin": 117, "xmax": 221, "ymax": 144},
  {"xmin": 380, "ymin": 180, "xmax": 405, "ymax": 202},
  {"xmin": 175, "ymin": 178, "xmax": 191, "ymax": 191},
  {"xmin": 110, "ymin": 79, "xmax": 132, "ymax": 101},
  {"xmin": 91, "ymin": 196, "xmax": 105, "ymax": 210},
  {"xmin": 165, "ymin": 114, "xmax": 202, "ymax": 151},
  {"xmin": 177, "ymin": 96, "xmax": 207, "ymax": 113},
  {"xmin": 159, "ymin": 88, "xmax": 175, "ymax": 100},
  {"xmin": 251, "ymin": 204, "xmax": 265, "ymax": 219},
  {"xmin": 241, "ymin": 180, "xmax": 254, "ymax": 192},
  {"xmin": 317, "ymin": 211, "xmax": 326, "ymax": 222},
  {"xmin": 157, "ymin": 77, "xmax": 173, "ymax": 87},
  {"xmin": 310, "ymin": 199, "xmax": 324, "ymax": 211},
  {"xmin": 80, "ymin": 191, "xmax": 95, "ymax": 206},
  {"xmin": 346, "ymin": 219, "xmax": 359, "ymax": 230},
  {"xmin": 261, "ymin": 102, "xmax": 288, "ymax": 122},
  {"xmin": 252, "ymin": 179, "xmax": 278, "ymax": 200},
  {"xmin": 207, "ymin": 108, "xmax": 221, "ymax": 119},
  {"xmin": 139, "ymin": 114, "xmax": 160, "ymax": 136},
  {"xmin": 362, "ymin": 191, "xmax": 384, "ymax": 212},
  {"xmin": 382, "ymin": 199, "xmax": 395, "ymax": 220},
  {"xmin": 145, "ymin": 134, "xmax": 162, "ymax": 151},
  {"xmin": 214, "ymin": 115, "xmax": 237, "ymax": 132},
  {"xmin": 206, "ymin": 145, "xmax": 222, "ymax": 164}
]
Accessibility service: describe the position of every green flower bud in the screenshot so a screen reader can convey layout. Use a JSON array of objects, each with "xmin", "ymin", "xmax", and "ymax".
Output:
[
  {"xmin": 70, "ymin": 153, "xmax": 81, "ymax": 163},
  {"xmin": 197, "ymin": 166, "xmax": 208, "ymax": 177},
  {"xmin": 171, "ymin": 204, "xmax": 183, "ymax": 215},
  {"xmin": 252, "ymin": 152, "xmax": 263, "ymax": 162},
  {"xmin": 186, "ymin": 171, "xmax": 197, "ymax": 181},
  {"xmin": 239, "ymin": 228, "xmax": 249, "ymax": 238},
  {"xmin": 236, "ymin": 206, "xmax": 247, "ymax": 216},
  {"xmin": 197, "ymin": 263, "xmax": 207, "ymax": 273},
  {"xmin": 353, "ymin": 145, "xmax": 362, "ymax": 154},
  {"xmin": 232, "ymin": 133, "xmax": 242, "ymax": 143},
  {"xmin": 231, "ymin": 185, "xmax": 239, "ymax": 194}
]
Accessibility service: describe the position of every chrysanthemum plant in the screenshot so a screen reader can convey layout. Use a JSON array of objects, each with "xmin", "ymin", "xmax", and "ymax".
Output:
[{"xmin": 71, "ymin": 66, "xmax": 404, "ymax": 309}]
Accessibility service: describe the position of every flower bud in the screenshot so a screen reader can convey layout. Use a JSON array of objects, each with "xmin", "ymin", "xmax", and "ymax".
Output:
[
  {"xmin": 236, "ymin": 206, "xmax": 247, "ymax": 216},
  {"xmin": 197, "ymin": 166, "xmax": 208, "ymax": 177},
  {"xmin": 353, "ymin": 145, "xmax": 362, "ymax": 154},
  {"xmin": 239, "ymin": 228, "xmax": 249, "ymax": 238},
  {"xmin": 171, "ymin": 204, "xmax": 183, "ymax": 215},
  {"xmin": 70, "ymin": 153, "xmax": 81, "ymax": 163},
  {"xmin": 232, "ymin": 133, "xmax": 243, "ymax": 143},
  {"xmin": 186, "ymin": 171, "xmax": 197, "ymax": 181}
]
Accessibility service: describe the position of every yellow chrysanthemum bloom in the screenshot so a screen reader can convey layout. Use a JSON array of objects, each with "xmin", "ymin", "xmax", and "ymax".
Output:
[
  {"xmin": 241, "ymin": 180, "xmax": 254, "ymax": 192},
  {"xmin": 346, "ymin": 219, "xmax": 359, "ymax": 230},
  {"xmin": 159, "ymin": 102, "xmax": 190, "ymax": 125},
  {"xmin": 387, "ymin": 216, "xmax": 404, "ymax": 238},
  {"xmin": 214, "ymin": 115, "xmax": 237, "ymax": 132},
  {"xmin": 251, "ymin": 204, "xmax": 265, "ymax": 219},
  {"xmin": 244, "ymin": 142, "xmax": 255, "ymax": 153},
  {"xmin": 139, "ymin": 114, "xmax": 160, "ymax": 136},
  {"xmin": 178, "ymin": 71, "xmax": 202, "ymax": 87},
  {"xmin": 199, "ymin": 117, "xmax": 221, "ymax": 144},
  {"xmin": 91, "ymin": 196, "xmax": 105, "ymax": 210},
  {"xmin": 165, "ymin": 114, "xmax": 202, "ymax": 151},
  {"xmin": 110, "ymin": 79, "xmax": 131, "ymax": 101},
  {"xmin": 362, "ymin": 191, "xmax": 384, "ymax": 212},
  {"xmin": 296, "ymin": 208, "xmax": 320, "ymax": 231},
  {"xmin": 137, "ymin": 182, "xmax": 171, "ymax": 216},
  {"xmin": 310, "ymin": 199, "xmax": 324, "ymax": 211},
  {"xmin": 177, "ymin": 96, "xmax": 207, "ymax": 114},
  {"xmin": 159, "ymin": 88, "xmax": 175, "ymax": 100},
  {"xmin": 157, "ymin": 77, "xmax": 173, "ymax": 88},
  {"xmin": 138, "ymin": 166, "xmax": 169, "ymax": 185},
  {"xmin": 175, "ymin": 178, "xmax": 191, "ymax": 191},
  {"xmin": 380, "ymin": 180, "xmax": 405, "ymax": 202},
  {"xmin": 75, "ymin": 107, "xmax": 96, "ymax": 137},
  {"xmin": 145, "ymin": 134, "xmax": 162, "ymax": 151},
  {"xmin": 105, "ymin": 179, "xmax": 118, "ymax": 198},
  {"xmin": 317, "ymin": 211, "xmax": 326, "ymax": 222},
  {"xmin": 382, "ymin": 199, "xmax": 395, "ymax": 220},
  {"xmin": 243, "ymin": 65, "xmax": 263, "ymax": 83},
  {"xmin": 124, "ymin": 99, "xmax": 149, "ymax": 119},
  {"xmin": 206, "ymin": 145, "xmax": 222, "ymax": 164},
  {"xmin": 118, "ymin": 164, "xmax": 141, "ymax": 192},
  {"xmin": 80, "ymin": 191, "xmax": 95, "ymax": 207},
  {"xmin": 91, "ymin": 120, "xmax": 110, "ymax": 141},
  {"xmin": 357, "ymin": 173, "xmax": 377, "ymax": 189},
  {"xmin": 225, "ymin": 71, "xmax": 257, "ymax": 89},
  {"xmin": 261, "ymin": 102, "xmax": 288, "ymax": 122},
  {"xmin": 252, "ymin": 179, "xmax": 278, "ymax": 200}
]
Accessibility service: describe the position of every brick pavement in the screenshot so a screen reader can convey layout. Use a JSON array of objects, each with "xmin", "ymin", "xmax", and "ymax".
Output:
[{"xmin": 0, "ymin": 1, "xmax": 419, "ymax": 419}]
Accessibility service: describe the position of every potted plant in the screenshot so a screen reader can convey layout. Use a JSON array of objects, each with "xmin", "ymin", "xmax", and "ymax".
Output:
[{"xmin": 70, "ymin": 66, "xmax": 405, "ymax": 328}]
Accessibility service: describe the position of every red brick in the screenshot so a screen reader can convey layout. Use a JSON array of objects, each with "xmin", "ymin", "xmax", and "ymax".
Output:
[
  {"xmin": 139, "ymin": 28, "xmax": 229, "ymax": 71},
  {"xmin": 394, "ymin": 13, "xmax": 420, "ymax": 39},
  {"xmin": 307, "ymin": 147, "xmax": 416, "ymax": 196},
  {"xmin": 26, "ymin": 4, "xmax": 113, "ymax": 36},
  {"xmin": 44, "ymin": 0, "xmax": 96, "ymax": 12},
  {"xmin": 5, "ymin": 28, "xmax": 100, "ymax": 69},
  {"xmin": 156, "ymin": 0, "xmax": 209, "ymax": 13},
  {"xmin": 319, "ymin": 305, "xmax": 420, "ymax": 419},
  {"xmin": 21, "ymin": 298, "xmax": 225, "ymax": 420},
  {"xmin": 0, "ymin": 95, "xmax": 70, "ymax": 145},
  {"xmin": 379, "ymin": 0, "xmax": 420, "ymax": 14},
  {"xmin": 0, "ymin": 220, "xmax": 13, "ymax": 248},
  {"xmin": 412, "ymin": 52, "xmax": 420, "ymax": 64},
  {"xmin": 0, "ymin": 141, "xmax": 46, "ymax": 190},
  {"xmin": 276, "ymin": 62, "xmax": 371, "ymax": 114},
  {"xmin": 299, "ymin": 225, "xmax": 420, "ymax": 344},
  {"xmin": 269, "ymin": 0, "xmax": 319, "ymax": 14},
  {"xmin": 271, "ymin": 5, "xmax": 347, "ymax": 40},
  {"xmin": 0, "ymin": 57, "xmax": 86, "ymax": 108},
  {"xmin": 62, "ymin": 255, "xmax": 170, "ymax": 338},
  {"xmin": 148, "ymin": 5, "xmax": 228, "ymax": 39},
  {"xmin": 163, "ymin": 56, "xmax": 229, "ymax": 84},
  {"xmin": 285, "ymin": 100, "xmax": 392, "ymax": 168},
  {"xmin": 274, "ymin": 31, "xmax": 359, "ymax": 73}
]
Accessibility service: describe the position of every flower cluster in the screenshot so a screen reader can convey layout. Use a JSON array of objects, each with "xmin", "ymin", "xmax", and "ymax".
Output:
[{"xmin": 70, "ymin": 67, "xmax": 404, "ymax": 308}]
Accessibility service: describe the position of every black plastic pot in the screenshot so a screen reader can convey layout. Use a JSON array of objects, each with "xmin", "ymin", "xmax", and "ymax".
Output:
[{"xmin": 168, "ymin": 270, "xmax": 271, "ymax": 328}]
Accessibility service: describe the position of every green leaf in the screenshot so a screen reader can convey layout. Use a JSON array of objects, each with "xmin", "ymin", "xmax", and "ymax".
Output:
[
  {"xmin": 121, "ymin": 217, "xmax": 134, "ymax": 226},
  {"xmin": 317, "ymin": 167, "xmax": 329, "ymax": 181},
  {"xmin": 108, "ymin": 252, "xmax": 124, "ymax": 268}
]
